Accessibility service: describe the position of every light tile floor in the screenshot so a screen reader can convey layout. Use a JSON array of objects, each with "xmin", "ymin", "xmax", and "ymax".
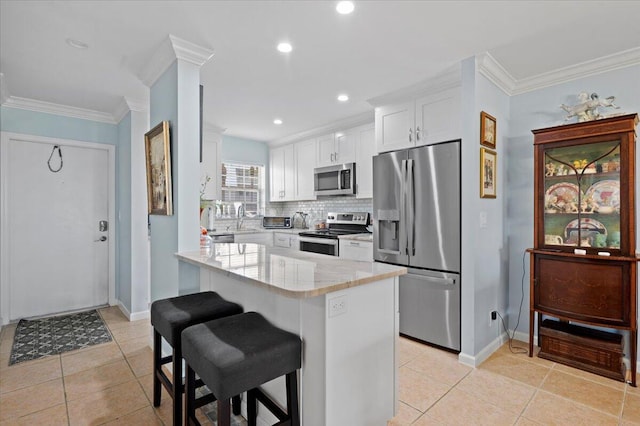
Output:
[{"xmin": 0, "ymin": 306, "xmax": 637, "ymax": 425}]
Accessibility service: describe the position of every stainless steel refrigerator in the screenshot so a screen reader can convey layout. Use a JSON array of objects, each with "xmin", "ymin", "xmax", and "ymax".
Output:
[{"xmin": 373, "ymin": 140, "xmax": 460, "ymax": 351}]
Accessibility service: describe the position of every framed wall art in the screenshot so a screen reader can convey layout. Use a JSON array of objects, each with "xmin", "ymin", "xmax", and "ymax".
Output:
[
  {"xmin": 480, "ymin": 111, "xmax": 496, "ymax": 149},
  {"xmin": 145, "ymin": 121, "xmax": 173, "ymax": 215},
  {"xmin": 480, "ymin": 147, "xmax": 497, "ymax": 198}
]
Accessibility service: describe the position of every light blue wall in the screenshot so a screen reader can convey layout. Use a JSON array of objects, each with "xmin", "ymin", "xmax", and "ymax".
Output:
[
  {"xmin": 506, "ymin": 64, "xmax": 640, "ymax": 357},
  {"xmin": 473, "ymin": 71, "xmax": 511, "ymax": 355},
  {"xmin": 459, "ymin": 57, "xmax": 512, "ymax": 359},
  {"xmin": 149, "ymin": 62, "xmax": 180, "ymax": 303},
  {"xmin": 117, "ymin": 112, "xmax": 132, "ymax": 310},
  {"xmin": 0, "ymin": 106, "xmax": 118, "ymax": 145},
  {"xmin": 221, "ymin": 135, "xmax": 269, "ymax": 166}
]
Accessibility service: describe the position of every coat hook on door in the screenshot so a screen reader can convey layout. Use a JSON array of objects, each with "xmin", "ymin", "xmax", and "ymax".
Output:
[{"xmin": 47, "ymin": 145, "xmax": 63, "ymax": 172}]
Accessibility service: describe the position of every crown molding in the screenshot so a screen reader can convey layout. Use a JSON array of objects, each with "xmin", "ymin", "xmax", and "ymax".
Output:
[
  {"xmin": 0, "ymin": 73, "xmax": 8, "ymax": 105},
  {"xmin": 367, "ymin": 63, "xmax": 462, "ymax": 107},
  {"xmin": 511, "ymin": 47, "xmax": 640, "ymax": 95},
  {"xmin": 477, "ymin": 47, "xmax": 640, "ymax": 96},
  {"xmin": 138, "ymin": 35, "xmax": 214, "ymax": 87},
  {"xmin": 2, "ymin": 96, "xmax": 116, "ymax": 124},
  {"xmin": 269, "ymin": 111, "xmax": 374, "ymax": 147},
  {"xmin": 476, "ymin": 52, "xmax": 517, "ymax": 96},
  {"xmin": 113, "ymin": 96, "xmax": 148, "ymax": 123},
  {"xmin": 203, "ymin": 122, "xmax": 226, "ymax": 135},
  {"xmin": 169, "ymin": 35, "xmax": 215, "ymax": 67}
]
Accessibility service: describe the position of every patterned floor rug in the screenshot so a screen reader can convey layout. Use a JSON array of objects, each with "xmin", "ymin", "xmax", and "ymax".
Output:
[{"xmin": 9, "ymin": 310, "xmax": 112, "ymax": 365}]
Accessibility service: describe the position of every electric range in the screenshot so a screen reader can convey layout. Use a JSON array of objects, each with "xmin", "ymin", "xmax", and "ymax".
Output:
[{"xmin": 298, "ymin": 212, "xmax": 370, "ymax": 256}]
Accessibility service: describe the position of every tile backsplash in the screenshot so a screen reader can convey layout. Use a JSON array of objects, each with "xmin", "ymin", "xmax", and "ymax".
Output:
[
  {"xmin": 267, "ymin": 198, "xmax": 373, "ymax": 223},
  {"xmin": 203, "ymin": 197, "xmax": 373, "ymax": 230}
]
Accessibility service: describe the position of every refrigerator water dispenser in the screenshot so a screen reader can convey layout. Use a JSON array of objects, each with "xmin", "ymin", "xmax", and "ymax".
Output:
[{"xmin": 377, "ymin": 209, "xmax": 400, "ymax": 253}]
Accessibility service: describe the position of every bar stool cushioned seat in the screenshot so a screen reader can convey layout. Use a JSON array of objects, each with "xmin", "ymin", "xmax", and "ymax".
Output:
[
  {"xmin": 151, "ymin": 291, "xmax": 243, "ymax": 425},
  {"xmin": 182, "ymin": 312, "xmax": 302, "ymax": 426}
]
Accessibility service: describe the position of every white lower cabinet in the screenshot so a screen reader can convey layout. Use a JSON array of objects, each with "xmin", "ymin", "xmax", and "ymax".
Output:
[
  {"xmin": 273, "ymin": 232, "xmax": 300, "ymax": 249},
  {"xmin": 235, "ymin": 232, "xmax": 272, "ymax": 246},
  {"xmin": 339, "ymin": 239, "xmax": 373, "ymax": 261}
]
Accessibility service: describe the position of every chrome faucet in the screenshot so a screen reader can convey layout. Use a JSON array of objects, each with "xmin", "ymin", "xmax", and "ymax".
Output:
[{"xmin": 236, "ymin": 203, "xmax": 245, "ymax": 230}]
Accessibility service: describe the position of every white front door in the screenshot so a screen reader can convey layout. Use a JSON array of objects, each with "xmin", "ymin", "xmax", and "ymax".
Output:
[{"xmin": 2, "ymin": 135, "xmax": 111, "ymax": 320}]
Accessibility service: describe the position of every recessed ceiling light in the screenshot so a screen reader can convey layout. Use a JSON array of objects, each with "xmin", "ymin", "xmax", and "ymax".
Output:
[
  {"xmin": 66, "ymin": 38, "xmax": 88, "ymax": 49},
  {"xmin": 336, "ymin": 1, "xmax": 355, "ymax": 14},
  {"xmin": 273, "ymin": 119, "xmax": 283, "ymax": 125},
  {"xmin": 337, "ymin": 94, "xmax": 349, "ymax": 102},
  {"xmin": 277, "ymin": 42, "xmax": 292, "ymax": 53}
]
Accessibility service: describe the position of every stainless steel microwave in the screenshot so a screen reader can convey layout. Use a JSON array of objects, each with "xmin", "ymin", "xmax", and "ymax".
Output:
[
  {"xmin": 262, "ymin": 216, "xmax": 292, "ymax": 229},
  {"xmin": 314, "ymin": 163, "xmax": 356, "ymax": 196}
]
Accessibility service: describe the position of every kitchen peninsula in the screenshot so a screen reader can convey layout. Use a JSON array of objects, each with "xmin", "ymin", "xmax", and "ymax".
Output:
[{"xmin": 176, "ymin": 243, "xmax": 406, "ymax": 426}]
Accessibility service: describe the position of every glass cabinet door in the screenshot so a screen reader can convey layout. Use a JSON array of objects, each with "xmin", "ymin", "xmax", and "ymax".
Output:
[{"xmin": 542, "ymin": 140, "xmax": 621, "ymax": 251}]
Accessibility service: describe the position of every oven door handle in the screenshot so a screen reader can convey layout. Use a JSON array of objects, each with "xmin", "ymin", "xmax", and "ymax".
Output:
[{"xmin": 298, "ymin": 236, "xmax": 339, "ymax": 247}]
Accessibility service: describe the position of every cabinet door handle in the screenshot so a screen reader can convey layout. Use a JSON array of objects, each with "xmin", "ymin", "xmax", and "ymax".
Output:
[
  {"xmin": 349, "ymin": 241, "xmax": 360, "ymax": 246},
  {"xmin": 408, "ymin": 128, "xmax": 413, "ymax": 142},
  {"xmin": 416, "ymin": 126, "xmax": 421, "ymax": 141},
  {"xmin": 330, "ymin": 153, "xmax": 335, "ymax": 162}
]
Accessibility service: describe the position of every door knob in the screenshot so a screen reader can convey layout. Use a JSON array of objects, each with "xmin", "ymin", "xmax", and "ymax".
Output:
[{"xmin": 94, "ymin": 236, "xmax": 107, "ymax": 242}]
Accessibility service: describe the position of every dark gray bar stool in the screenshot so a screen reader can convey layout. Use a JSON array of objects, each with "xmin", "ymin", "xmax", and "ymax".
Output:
[
  {"xmin": 151, "ymin": 291, "xmax": 243, "ymax": 426},
  {"xmin": 182, "ymin": 312, "xmax": 302, "ymax": 426}
]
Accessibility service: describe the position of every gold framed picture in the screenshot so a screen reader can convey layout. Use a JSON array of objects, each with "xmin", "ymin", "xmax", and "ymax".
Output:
[
  {"xmin": 145, "ymin": 121, "xmax": 173, "ymax": 215},
  {"xmin": 480, "ymin": 111, "xmax": 496, "ymax": 149},
  {"xmin": 480, "ymin": 148, "xmax": 497, "ymax": 198}
]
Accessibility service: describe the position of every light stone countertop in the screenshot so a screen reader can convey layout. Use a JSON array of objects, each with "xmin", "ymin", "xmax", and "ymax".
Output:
[
  {"xmin": 338, "ymin": 233, "xmax": 373, "ymax": 242},
  {"xmin": 208, "ymin": 228, "xmax": 308, "ymax": 236},
  {"xmin": 176, "ymin": 244, "xmax": 406, "ymax": 298}
]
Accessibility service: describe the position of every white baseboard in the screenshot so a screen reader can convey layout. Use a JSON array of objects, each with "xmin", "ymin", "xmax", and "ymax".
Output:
[
  {"xmin": 459, "ymin": 331, "xmax": 509, "ymax": 368},
  {"xmin": 116, "ymin": 300, "xmax": 149, "ymax": 322}
]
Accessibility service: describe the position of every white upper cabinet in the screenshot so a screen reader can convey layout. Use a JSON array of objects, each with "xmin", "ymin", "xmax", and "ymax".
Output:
[
  {"xmin": 375, "ymin": 87, "xmax": 461, "ymax": 153},
  {"xmin": 316, "ymin": 131, "xmax": 356, "ymax": 167},
  {"xmin": 374, "ymin": 101, "xmax": 414, "ymax": 153},
  {"xmin": 294, "ymin": 138, "xmax": 317, "ymax": 200},
  {"xmin": 270, "ymin": 121, "xmax": 373, "ymax": 201},
  {"xmin": 200, "ymin": 128, "xmax": 222, "ymax": 200},
  {"xmin": 316, "ymin": 133, "xmax": 336, "ymax": 167},
  {"xmin": 270, "ymin": 139, "xmax": 316, "ymax": 202},
  {"xmin": 355, "ymin": 124, "xmax": 375, "ymax": 199},
  {"xmin": 415, "ymin": 89, "xmax": 461, "ymax": 146},
  {"xmin": 335, "ymin": 130, "xmax": 356, "ymax": 164},
  {"xmin": 270, "ymin": 144, "xmax": 295, "ymax": 201}
]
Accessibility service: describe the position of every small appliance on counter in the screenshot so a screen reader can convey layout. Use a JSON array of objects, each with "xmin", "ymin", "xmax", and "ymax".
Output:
[
  {"xmin": 292, "ymin": 211, "xmax": 309, "ymax": 229},
  {"xmin": 298, "ymin": 212, "xmax": 370, "ymax": 256},
  {"xmin": 262, "ymin": 216, "xmax": 292, "ymax": 229}
]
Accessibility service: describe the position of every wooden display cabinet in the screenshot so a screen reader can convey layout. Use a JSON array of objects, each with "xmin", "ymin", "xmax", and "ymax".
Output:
[{"xmin": 528, "ymin": 113, "xmax": 638, "ymax": 387}]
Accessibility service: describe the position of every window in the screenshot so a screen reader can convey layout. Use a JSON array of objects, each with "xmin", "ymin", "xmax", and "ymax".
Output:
[{"xmin": 220, "ymin": 162, "xmax": 265, "ymax": 216}]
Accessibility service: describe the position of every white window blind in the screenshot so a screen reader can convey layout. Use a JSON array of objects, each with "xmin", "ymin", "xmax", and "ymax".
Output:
[{"xmin": 220, "ymin": 162, "xmax": 264, "ymax": 216}]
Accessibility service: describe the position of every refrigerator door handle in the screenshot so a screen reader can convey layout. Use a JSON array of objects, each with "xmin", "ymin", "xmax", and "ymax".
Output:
[
  {"xmin": 379, "ymin": 248, "xmax": 402, "ymax": 255},
  {"xmin": 407, "ymin": 158, "xmax": 415, "ymax": 256},
  {"xmin": 401, "ymin": 159, "xmax": 408, "ymax": 255},
  {"xmin": 408, "ymin": 274, "xmax": 456, "ymax": 286}
]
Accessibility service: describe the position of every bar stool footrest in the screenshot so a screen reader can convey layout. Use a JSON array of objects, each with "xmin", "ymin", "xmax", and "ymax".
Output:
[{"xmin": 251, "ymin": 388, "xmax": 288, "ymax": 421}]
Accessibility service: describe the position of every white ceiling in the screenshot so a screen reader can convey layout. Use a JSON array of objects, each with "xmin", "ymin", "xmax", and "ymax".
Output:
[{"xmin": 1, "ymin": 1, "xmax": 639, "ymax": 141}]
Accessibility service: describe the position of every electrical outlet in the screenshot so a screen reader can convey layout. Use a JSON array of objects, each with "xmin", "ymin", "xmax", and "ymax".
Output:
[
  {"xmin": 329, "ymin": 295, "xmax": 348, "ymax": 317},
  {"xmin": 490, "ymin": 310, "xmax": 497, "ymax": 326}
]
